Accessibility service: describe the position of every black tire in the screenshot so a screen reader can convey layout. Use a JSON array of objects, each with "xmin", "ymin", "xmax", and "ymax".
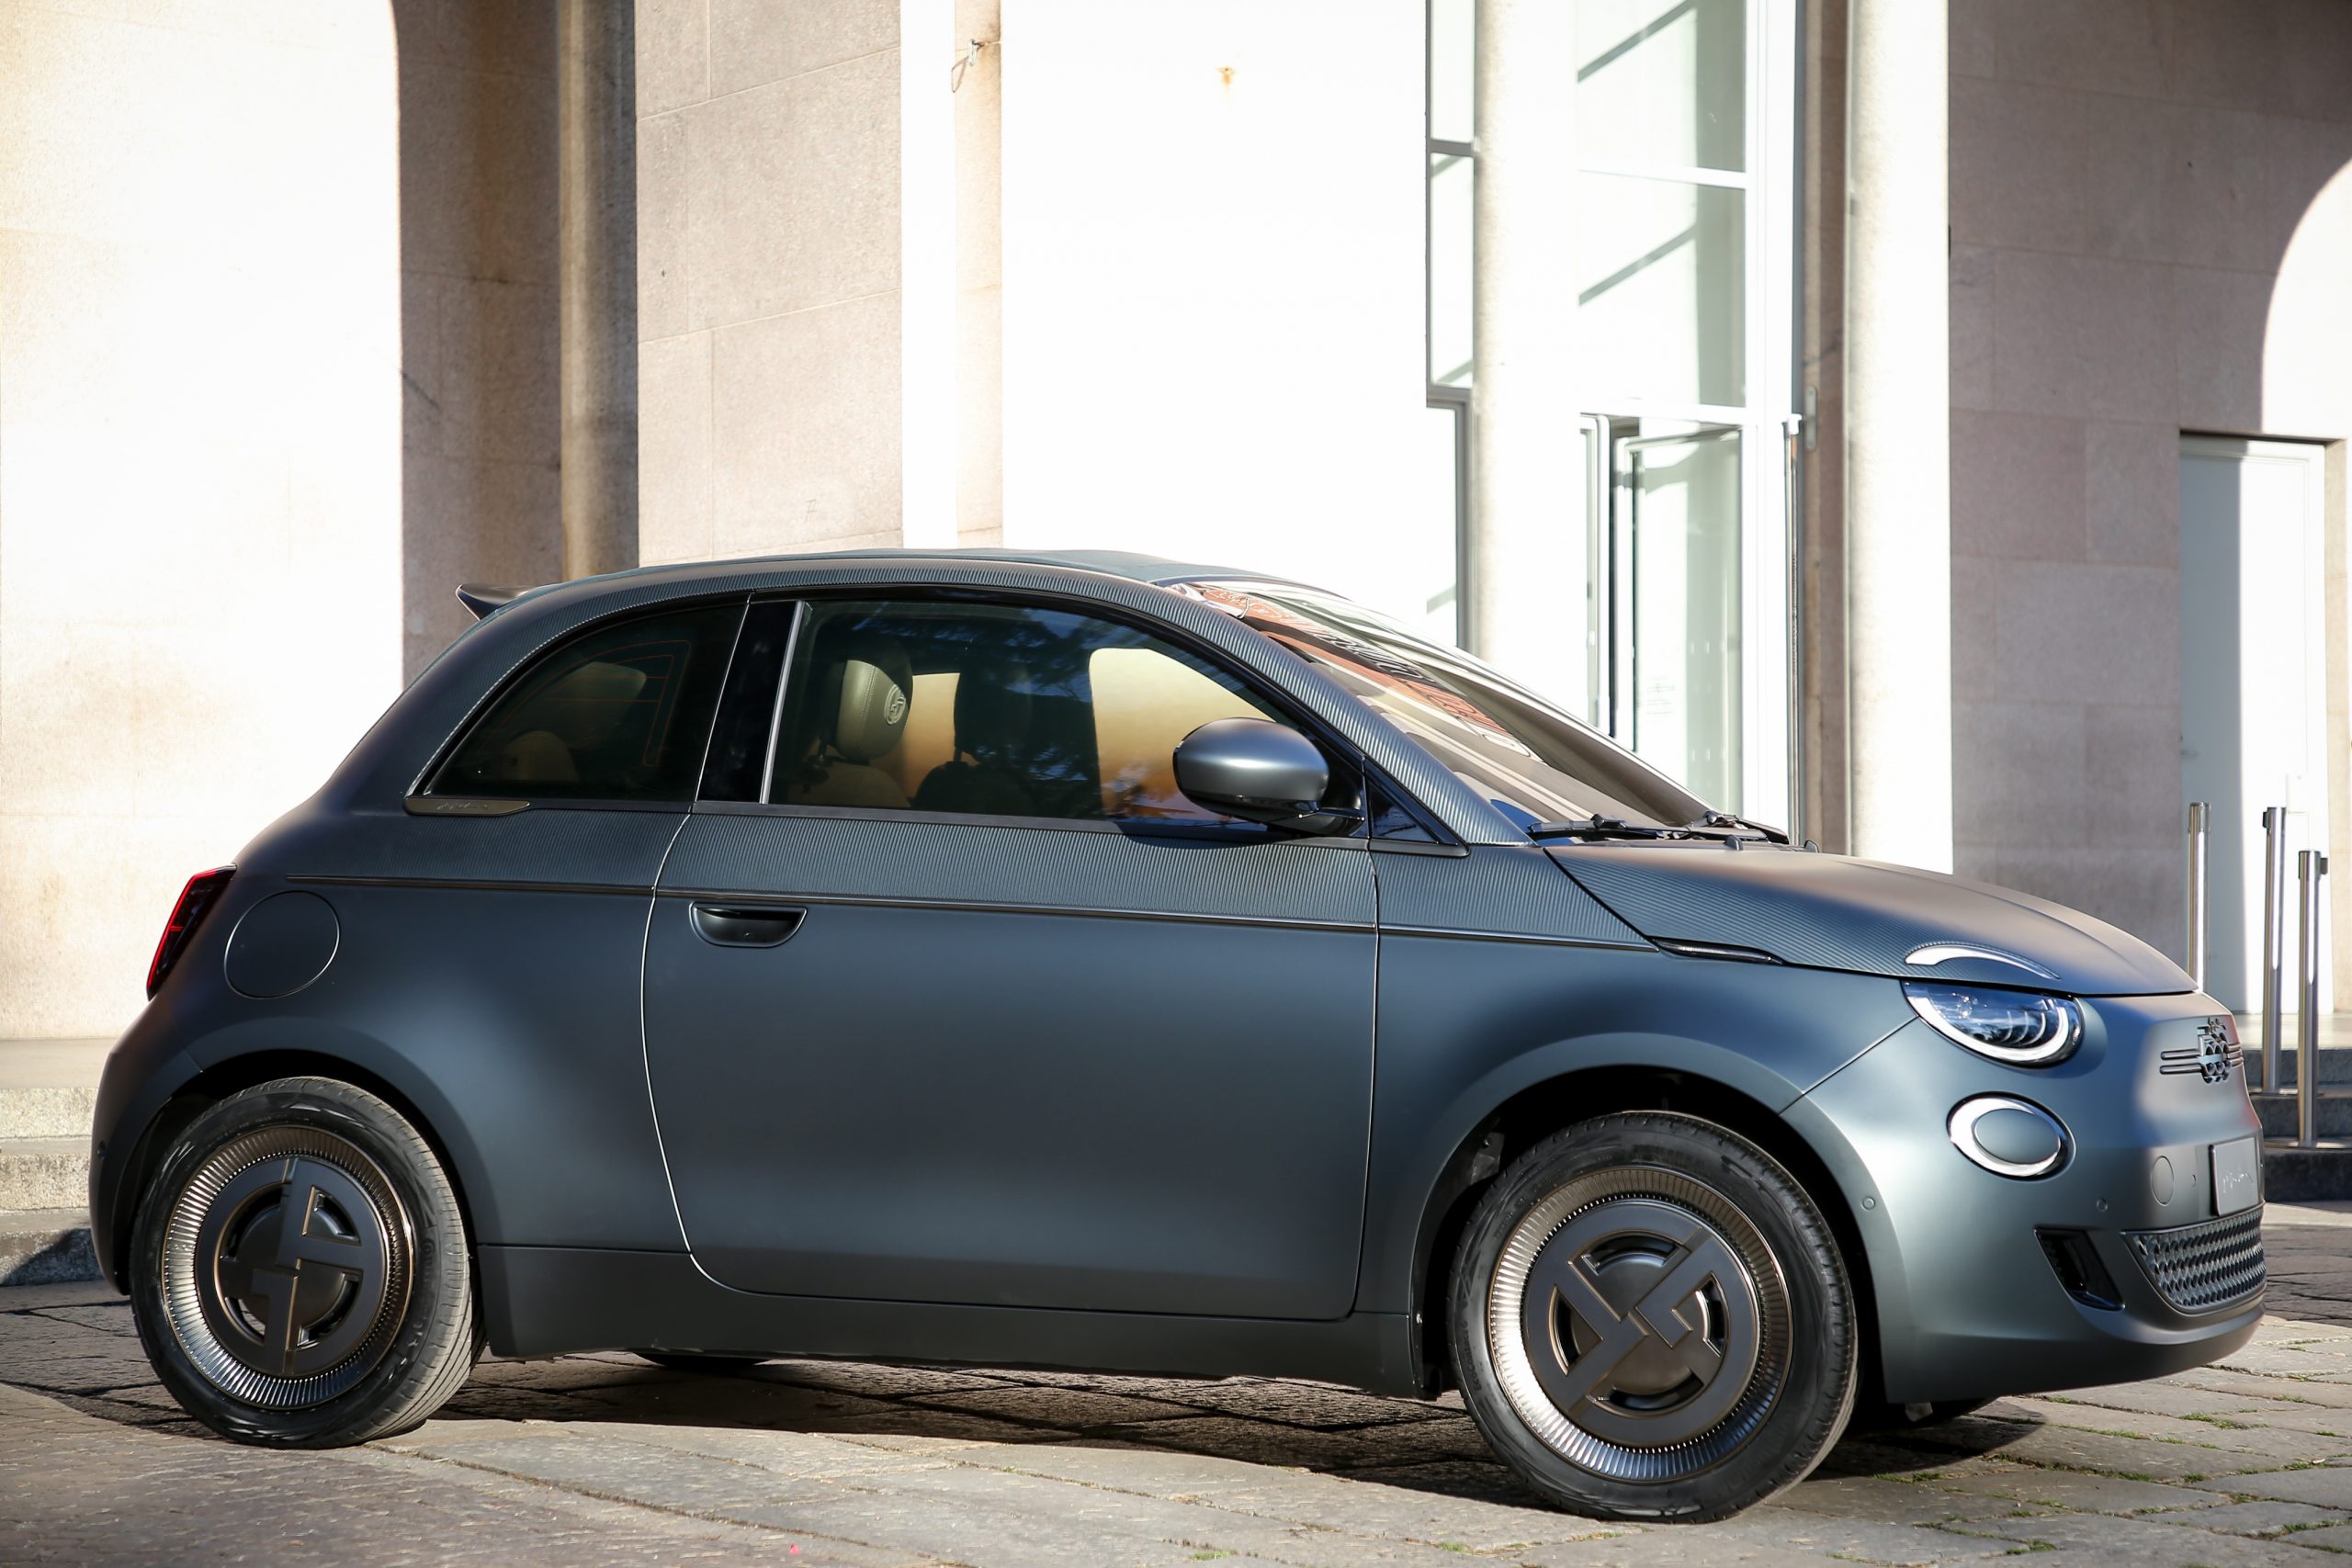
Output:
[
  {"xmin": 1449, "ymin": 1111, "xmax": 1858, "ymax": 1522},
  {"xmin": 632, "ymin": 1351, "xmax": 767, "ymax": 1373},
  {"xmin": 129, "ymin": 1077, "xmax": 479, "ymax": 1447}
]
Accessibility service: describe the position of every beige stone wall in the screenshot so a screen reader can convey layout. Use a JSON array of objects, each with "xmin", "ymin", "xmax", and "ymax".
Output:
[
  {"xmin": 635, "ymin": 0, "xmax": 904, "ymax": 566},
  {"xmin": 0, "ymin": 0, "xmax": 556, "ymax": 1038},
  {"xmin": 398, "ymin": 3, "xmax": 562, "ymax": 680},
  {"xmin": 1945, "ymin": 0, "xmax": 2352, "ymax": 956}
]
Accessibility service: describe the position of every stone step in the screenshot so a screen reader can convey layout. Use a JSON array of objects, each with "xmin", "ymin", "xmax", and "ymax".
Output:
[
  {"xmin": 2263, "ymin": 1141, "xmax": 2352, "ymax": 1204},
  {"xmin": 0, "ymin": 1210, "xmax": 96, "ymax": 1287},
  {"xmin": 0, "ymin": 1085, "xmax": 97, "ymax": 1141},
  {"xmin": 2254, "ymin": 1091, "xmax": 2352, "ymax": 1140},
  {"xmin": 0, "ymin": 1138, "xmax": 88, "ymax": 1212},
  {"xmin": 2246, "ymin": 1050, "xmax": 2352, "ymax": 1092},
  {"xmin": 0, "ymin": 1040, "xmax": 108, "ymax": 1139}
]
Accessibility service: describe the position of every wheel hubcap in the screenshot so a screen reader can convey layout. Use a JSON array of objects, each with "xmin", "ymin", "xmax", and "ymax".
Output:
[
  {"xmin": 162, "ymin": 1127, "xmax": 413, "ymax": 1408},
  {"xmin": 1488, "ymin": 1168, "xmax": 1789, "ymax": 1483}
]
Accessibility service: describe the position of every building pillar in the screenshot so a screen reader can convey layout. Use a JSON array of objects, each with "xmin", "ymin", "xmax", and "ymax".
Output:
[
  {"xmin": 1469, "ymin": 0, "xmax": 1583, "ymax": 700},
  {"xmin": 1844, "ymin": 0, "xmax": 1951, "ymax": 869},
  {"xmin": 559, "ymin": 0, "xmax": 638, "ymax": 580}
]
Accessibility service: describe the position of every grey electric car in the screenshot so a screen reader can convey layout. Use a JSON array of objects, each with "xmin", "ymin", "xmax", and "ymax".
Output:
[{"xmin": 92, "ymin": 549, "xmax": 2263, "ymax": 1521}]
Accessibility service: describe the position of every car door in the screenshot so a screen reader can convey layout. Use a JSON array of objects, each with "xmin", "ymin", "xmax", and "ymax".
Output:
[{"xmin": 643, "ymin": 592, "xmax": 1378, "ymax": 1320}]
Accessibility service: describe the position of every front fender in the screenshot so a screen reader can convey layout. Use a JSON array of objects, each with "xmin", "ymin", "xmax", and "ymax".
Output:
[{"xmin": 1358, "ymin": 937, "xmax": 1914, "ymax": 1317}]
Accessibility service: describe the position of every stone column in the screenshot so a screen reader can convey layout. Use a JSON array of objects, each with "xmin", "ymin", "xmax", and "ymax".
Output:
[
  {"xmin": 1844, "ymin": 0, "xmax": 1951, "ymax": 869},
  {"xmin": 1469, "ymin": 0, "xmax": 1583, "ymax": 700},
  {"xmin": 559, "ymin": 0, "xmax": 638, "ymax": 580}
]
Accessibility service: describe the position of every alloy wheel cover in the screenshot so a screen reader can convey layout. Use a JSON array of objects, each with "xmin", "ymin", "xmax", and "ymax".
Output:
[
  {"xmin": 161, "ymin": 1125, "xmax": 413, "ymax": 1409},
  {"xmin": 1487, "ymin": 1166, "xmax": 1790, "ymax": 1483}
]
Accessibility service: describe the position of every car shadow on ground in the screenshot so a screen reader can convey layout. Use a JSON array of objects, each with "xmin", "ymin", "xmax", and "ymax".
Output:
[
  {"xmin": 428, "ymin": 1352, "xmax": 2035, "ymax": 1505},
  {"xmin": 4, "ymin": 1291, "xmax": 2033, "ymax": 1511}
]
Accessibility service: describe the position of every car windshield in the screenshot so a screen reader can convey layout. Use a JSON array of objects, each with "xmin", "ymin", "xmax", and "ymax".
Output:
[{"xmin": 1180, "ymin": 581, "xmax": 1713, "ymax": 833}]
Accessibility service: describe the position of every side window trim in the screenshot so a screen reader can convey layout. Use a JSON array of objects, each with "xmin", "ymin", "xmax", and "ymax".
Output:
[
  {"xmin": 752, "ymin": 601, "xmax": 807, "ymax": 805},
  {"xmin": 695, "ymin": 596, "xmax": 801, "ymax": 804}
]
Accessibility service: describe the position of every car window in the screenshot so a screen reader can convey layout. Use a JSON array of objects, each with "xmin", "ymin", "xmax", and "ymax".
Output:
[
  {"xmin": 1180, "ymin": 581, "xmax": 1711, "ymax": 830},
  {"xmin": 429, "ymin": 603, "xmax": 742, "ymax": 803},
  {"xmin": 766, "ymin": 599, "xmax": 1283, "ymax": 824}
]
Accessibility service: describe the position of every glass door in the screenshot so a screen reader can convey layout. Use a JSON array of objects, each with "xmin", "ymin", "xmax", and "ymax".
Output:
[{"xmin": 1612, "ymin": 427, "xmax": 1744, "ymax": 809}]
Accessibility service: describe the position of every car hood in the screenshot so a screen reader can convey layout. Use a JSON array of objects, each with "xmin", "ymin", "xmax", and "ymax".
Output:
[{"xmin": 1549, "ymin": 842, "xmax": 2195, "ymax": 997}]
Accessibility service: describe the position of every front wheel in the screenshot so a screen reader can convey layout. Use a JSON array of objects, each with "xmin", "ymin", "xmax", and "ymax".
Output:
[
  {"xmin": 130, "ymin": 1077, "xmax": 480, "ymax": 1447},
  {"xmin": 1450, "ymin": 1111, "xmax": 1857, "ymax": 1522}
]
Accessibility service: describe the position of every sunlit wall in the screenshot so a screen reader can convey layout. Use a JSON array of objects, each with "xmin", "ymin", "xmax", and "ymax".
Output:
[
  {"xmin": 0, "ymin": 2, "xmax": 558, "ymax": 1038},
  {"xmin": 998, "ymin": 1, "xmax": 1430, "ymax": 623}
]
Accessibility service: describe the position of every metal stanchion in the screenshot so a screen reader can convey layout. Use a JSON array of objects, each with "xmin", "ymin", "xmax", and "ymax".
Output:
[
  {"xmin": 2261, "ymin": 807, "xmax": 2288, "ymax": 1094},
  {"xmin": 2186, "ymin": 802, "xmax": 2211, "ymax": 991},
  {"xmin": 2298, "ymin": 850, "xmax": 2327, "ymax": 1150}
]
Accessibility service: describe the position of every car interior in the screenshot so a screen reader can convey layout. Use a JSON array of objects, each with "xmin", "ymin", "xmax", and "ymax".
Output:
[{"xmin": 771, "ymin": 602, "xmax": 1275, "ymax": 823}]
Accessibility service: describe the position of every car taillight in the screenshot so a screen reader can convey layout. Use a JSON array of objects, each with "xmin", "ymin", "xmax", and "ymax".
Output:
[{"xmin": 147, "ymin": 867, "xmax": 234, "ymax": 998}]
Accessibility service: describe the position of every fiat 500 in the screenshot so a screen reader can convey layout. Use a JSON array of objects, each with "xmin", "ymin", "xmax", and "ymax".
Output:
[{"xmin": 90, "ymin": 549, "xmax": 2263, "ymax": 1521}]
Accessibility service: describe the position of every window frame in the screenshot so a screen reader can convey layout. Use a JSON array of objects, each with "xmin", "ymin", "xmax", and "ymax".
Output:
[
  {"xmin": 407, "ymin": 592, "xmax": 753, "ymax": 814},
  {"xmin": 689, "ymin": 584, "xmax": 1438, "ymax": 845}
]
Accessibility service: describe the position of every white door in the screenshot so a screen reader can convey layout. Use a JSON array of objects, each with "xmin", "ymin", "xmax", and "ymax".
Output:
[{"xmin": 2179, "ymin": 436, "xmax": 2329, "ymax": 1013}]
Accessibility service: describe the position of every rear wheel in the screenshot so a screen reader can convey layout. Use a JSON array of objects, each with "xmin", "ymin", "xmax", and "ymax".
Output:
[
  {"xmin": 1450, "ymin": 1111, "xmax": 1857, "ymax": 1522},
  {"xmin": 130, "ymin": 1077, "xmax": 479, "ymax": 1447}
]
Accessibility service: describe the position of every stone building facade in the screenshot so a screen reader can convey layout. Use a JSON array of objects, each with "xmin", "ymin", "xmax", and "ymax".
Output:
[{"xmin": 3, "ymin": 0, "xmax": 2351, "ymax": 1034}]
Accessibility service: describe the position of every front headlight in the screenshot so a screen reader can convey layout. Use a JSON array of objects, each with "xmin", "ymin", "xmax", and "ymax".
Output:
[{"xmin": 1903, "ymin": 983, "xmax": 2082, "ymax": 1066}]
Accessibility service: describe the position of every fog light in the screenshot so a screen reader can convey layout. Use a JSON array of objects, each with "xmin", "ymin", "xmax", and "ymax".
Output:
[{"xmin": 1949, "ymin": 1095, "xmax": 2070, "ymax": 1179}]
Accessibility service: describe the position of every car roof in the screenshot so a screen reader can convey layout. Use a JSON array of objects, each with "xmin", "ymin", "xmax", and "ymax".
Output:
[
  {"xmin": 463, "ymin": 548, "xmax": 1324, "ymax": 627},
  {"xmin": 599, "ymin": 546, "xmax": 1294, "ymax": 592}
]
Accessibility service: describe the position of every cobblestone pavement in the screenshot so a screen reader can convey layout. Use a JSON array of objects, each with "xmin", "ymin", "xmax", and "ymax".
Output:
[{"xmin": 2, "ymin": 1218, "xmax": 2349, "ymax": 1566}]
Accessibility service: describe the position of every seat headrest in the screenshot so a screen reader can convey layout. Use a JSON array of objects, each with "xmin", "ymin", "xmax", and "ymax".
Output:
[
  {"xmin": 822, "ymin": 636, "xmax": 913, "ymax": 764},
  {"xmin": 954, "ymin": 664, "xmax": 1033, "ymax": 762}
]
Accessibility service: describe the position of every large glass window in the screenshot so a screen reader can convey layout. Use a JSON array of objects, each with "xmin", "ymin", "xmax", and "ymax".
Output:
[
  {"xmin": 1424, "ymin": 0, "xmax": 1794, "ymax": 824},
  {"xmin": 767, "ymin": 599, "xmax": 1283, "ymax": 826},
  {"xmin": 430, "ymin": 603, "xmax": 743, "ymax": 803}
]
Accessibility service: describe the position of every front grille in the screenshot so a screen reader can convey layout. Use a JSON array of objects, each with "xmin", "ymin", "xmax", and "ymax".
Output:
[
  {"xmin": 2157, "ymin": 1041, "xmax": 2245, "ymax": 1079},
  {"xmin": 2125, "ymin": 1208, "xmax": 2266, "ymax": 1313},
  {"xmin": 2157, "ymin": 1018, "xmax": 2244, "ymax": 1083}
]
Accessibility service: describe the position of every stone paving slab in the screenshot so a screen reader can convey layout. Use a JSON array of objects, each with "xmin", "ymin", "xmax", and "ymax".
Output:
[{"xmin": 14, "ymin": 1277, "xmax": 2352, "ymax": 1565}]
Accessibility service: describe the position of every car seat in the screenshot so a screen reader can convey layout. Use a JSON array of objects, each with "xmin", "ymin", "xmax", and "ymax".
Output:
[{"xmin": 785, "ymin": 636, "xmax": 915, "ymax": 809}]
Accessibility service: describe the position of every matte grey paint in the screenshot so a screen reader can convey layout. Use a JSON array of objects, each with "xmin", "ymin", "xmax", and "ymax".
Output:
[
  {"xmin": 1171, "ymin": 717, "xmax": 1332, "ymax": 823},
  {"xmin": 647, "ymin": 812, "xmax": 1376, "ymax": 1318},
  {"xmin": 223, "ymin": 891, "xmax": 340, "ymax": 999},
  {"xmin": 91, "ymin": 547, "xmax": 2265, "ymax": 1417},
  {"xmin": 1377, "ymin": 844, "xmax": 1647, "ymax": 949},
  {"xmin": 1793, "ymin": 997, "xmax": 2262, "ymax": 1402},
  {"xmin": 1356, "ymin": 939, "xmax": 1917, "ymax": 1324},
  {"xmin": 1554, "ymin": 841, "xmax": 2194, "ymax": 994}
]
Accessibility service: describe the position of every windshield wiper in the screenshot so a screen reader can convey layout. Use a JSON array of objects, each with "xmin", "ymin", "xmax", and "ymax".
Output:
[
  {"xmin": 1526, "ymin": 815, "xmax": 1697, "ymax": 842},
  {"xmin": 1527, "ymin": 813, "xmax": 1773, "ymax": 846},
  {"xmin": 1693, "ymin": 810, "xmax": 1791, "ymax": 845}
]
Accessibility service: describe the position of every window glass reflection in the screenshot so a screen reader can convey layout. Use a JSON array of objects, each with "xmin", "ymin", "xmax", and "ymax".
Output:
[
  {"xmin": 768, "ymin": 600, "xmax": 1278, "ymax": 825},
  {"xmin": 1578, "ymin": 175, "xmax": 1745, "ymax": 407}
]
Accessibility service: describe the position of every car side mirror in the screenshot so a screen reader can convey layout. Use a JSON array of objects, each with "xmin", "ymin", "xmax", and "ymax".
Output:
[{"xmin": 1173, "ymin": 718, "xmax": 1361, "ymax": 835}]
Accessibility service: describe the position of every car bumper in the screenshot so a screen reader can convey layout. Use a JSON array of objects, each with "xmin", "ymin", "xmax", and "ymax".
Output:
[
  {"xmin": 86, "ymin": 1000, "xmax": 205, "ymax": 1291},
  {"xmin": 1789, "ymin": 991, "xmax": 2265, "ymax": 1404}
]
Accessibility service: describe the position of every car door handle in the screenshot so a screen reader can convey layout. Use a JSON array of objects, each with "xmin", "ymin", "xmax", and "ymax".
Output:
[{"xmin": 689, "ymin": 903, "xmax": 807, "ymax": 948}]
